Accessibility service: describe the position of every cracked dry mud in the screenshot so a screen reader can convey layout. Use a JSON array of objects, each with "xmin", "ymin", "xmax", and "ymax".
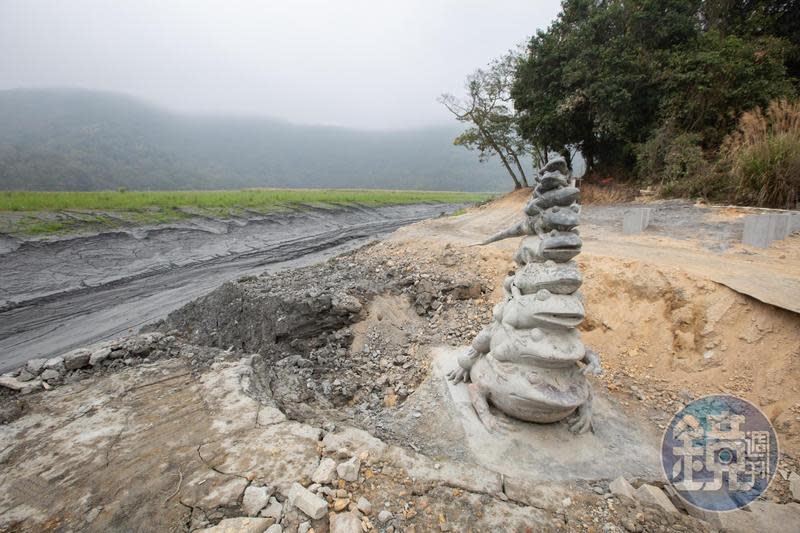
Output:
[{"xmin": 2, "ymin": 191, "xmax": 800, "ymax": 532}]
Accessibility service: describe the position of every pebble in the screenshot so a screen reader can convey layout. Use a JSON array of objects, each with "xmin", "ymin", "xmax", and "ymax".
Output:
[
  {"xmin": 336, "ymin": 457, "xmax": 360, "ymax": 482},
  {"xmin": 356, "ymin": 496, "xmax": 372, "ymax": 515},
  {"xmin": 333, "ymin": 498, "xmax": 349, "ymax": 512},
  {"xmin": 377, "ymin": 510, "xmax": 393, "ymax": 523}
]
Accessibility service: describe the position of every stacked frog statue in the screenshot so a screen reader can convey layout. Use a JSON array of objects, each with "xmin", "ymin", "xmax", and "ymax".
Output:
[{"xmin": 447, "ymin": 157, "xmax": 601, "ymax": 434}]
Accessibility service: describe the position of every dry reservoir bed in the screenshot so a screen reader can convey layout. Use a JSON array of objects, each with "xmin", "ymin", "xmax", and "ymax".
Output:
[{"xmin": 1, "ymin": 192, "xmax": 800, "ymax": 532}]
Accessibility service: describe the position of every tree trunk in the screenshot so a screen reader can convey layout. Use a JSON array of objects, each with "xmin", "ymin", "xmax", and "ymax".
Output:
[
  {"xmin": 474, "ymin": 119, "xmax": 521, "ymax": 189},
  {"xmin": 511, "ymin": 153, "xmax": 530, "ymax": 187}
]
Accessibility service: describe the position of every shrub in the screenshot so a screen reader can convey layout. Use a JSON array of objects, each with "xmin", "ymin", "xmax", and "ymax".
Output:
[
  {"xmin": 720, "ymin": 99, "xmax": 800, "ymax": 208},
  {"xmin": 635, "ymin": 122, "xmax": 720, "ymax": 199}
]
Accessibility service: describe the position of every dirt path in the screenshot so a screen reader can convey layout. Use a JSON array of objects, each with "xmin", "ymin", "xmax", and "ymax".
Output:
[{"xmin": 397, "ymin": 189, "xmax": 800, "ymax": 314}]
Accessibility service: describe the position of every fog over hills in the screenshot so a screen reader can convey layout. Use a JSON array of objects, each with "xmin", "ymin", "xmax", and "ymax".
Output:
[{"xmin": 0, "ymin": 89, "xmax": 512, "ymax": 192}]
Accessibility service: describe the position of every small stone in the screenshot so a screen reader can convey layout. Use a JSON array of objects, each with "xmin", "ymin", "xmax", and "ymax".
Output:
[
  {"xmin": 90, "ymin": 348, "xmax": 112, "ymax": 366},
  {"xmin": 260, "ymin": 497, "xmax": 282, "ymax": 520},
  {"xmin": 329, "ymin": 512, "xmax": 362, "ymax": 533},
  {"xmin": 336, "ymin": 457, "xmax": 360, "ymax": 482},
  {"xmin": 789, "ymin": 472, "xmax": 800, "ymax": 501},
  {"xmin": 287, "ymin": 482, "xmax": 327, "ymax": 520},
  {"xmin": 635, "ymin": 484, "xmax": 678, "ymax": 514},
  {"xmin": 298, "ymin": 522, "xmax": 311, "ymax": 533},
  {"xmin": 311, "ymin": 457, "xmax": 337, "ymax": 484},
  {"xmin": 265, "ymin": 525, "xmax": 282, "ymax": 533},
  {"xmin": 333, "ymin": 498, "xmax": 349, "ymax": 512},
  {"xmin": 41, "ymin": 369, "xmax": 61, "ymax": 382},
  {"xmin": 242, "ymin": 485, "xmax": 270, "ymax": 516},
  {"xmin": 64, "ymin": 348, "xmax": 91, "ymax": 370},
  {"xmin": 356, "ymin": 496, "xmax": 372, "ymax": 515},
  {"xmin": 25, "ymin": 358, "xmax": 47, "ymax": 375},
  {"xmin": 609, "ymin": 476, "xmax": 636, "ymax": 500},
  {"xmin": 377, "ymin": 510, "xmax": 393, "ymax": 523},
  {"xmin": 109, "ymin": 349, "xmax": 127, "ymax": 359},
  {"xmin": 43, "ymin": 356, "xmax": 64, "ymax": 370},
  {"xmin": 196, "ymin": 517, "xmax": 274, "ymax": 533},
  {"xmin": 16, "ymin": 369, "xmax": 35, "ymax": 382}
]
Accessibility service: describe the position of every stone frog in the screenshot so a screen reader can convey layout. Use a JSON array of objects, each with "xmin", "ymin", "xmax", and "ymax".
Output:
[
  {"xmin": 448, "ymin": 304, "xmax": 601, "ymax": 433},
  {"xmin": 450, "ymin": 156, "xmax": 602, "ymax": 434}
]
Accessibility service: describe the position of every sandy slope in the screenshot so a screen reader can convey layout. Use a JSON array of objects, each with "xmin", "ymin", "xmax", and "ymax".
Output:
[{"xmin": 389, "ymin": 190, "xmax": 800, "ymax": 457}]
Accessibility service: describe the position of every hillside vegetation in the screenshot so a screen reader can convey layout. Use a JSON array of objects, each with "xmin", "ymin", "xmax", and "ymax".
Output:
[
  {"xmin": 0, "ymin": 89, "xmax": 508, "ymax": 193},
  {"xmin": 447, "ymin": 0, "xmax": 799, "ymax": 207}
]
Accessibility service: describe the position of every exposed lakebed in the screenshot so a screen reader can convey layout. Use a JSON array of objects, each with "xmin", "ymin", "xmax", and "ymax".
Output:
[{"xmin": 0, "ymin": 203, "xmax": 464, "ymax": 371}]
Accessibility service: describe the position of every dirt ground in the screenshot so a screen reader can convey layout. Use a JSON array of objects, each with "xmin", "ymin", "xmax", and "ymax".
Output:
[{"xmin": 2, "ymin": 190, "xmax": 800, "ymax": 532}]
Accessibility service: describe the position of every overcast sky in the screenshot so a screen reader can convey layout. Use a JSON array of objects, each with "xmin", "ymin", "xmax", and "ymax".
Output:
[{"xmin": 1, "ymin": 0, "xmax": 560, "ymax": 129}]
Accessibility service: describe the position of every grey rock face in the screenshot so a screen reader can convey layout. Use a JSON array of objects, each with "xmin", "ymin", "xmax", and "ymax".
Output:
[{"xmin": 452, "ymin": 157, "xmax": 600, "ymax": 434}]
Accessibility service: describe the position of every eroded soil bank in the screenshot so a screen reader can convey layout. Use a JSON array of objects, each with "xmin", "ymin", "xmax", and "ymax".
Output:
[
  {"xmin": 0, "ymin": 203, "xmax": 464, "ymax": 371},
  {"xmin": 2, "ymin": 192, "xmax": 800, "ymax": 532}
]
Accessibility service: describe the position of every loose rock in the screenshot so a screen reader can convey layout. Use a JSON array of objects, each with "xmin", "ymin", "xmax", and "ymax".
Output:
[
  {"xmin": 242, "ymin": 485, "xmax": 270, "ymax": 516},
  {"xmin": 89, "ymin": 347, "xmax": 112, "ymax": 366},
  {"xmin": 356, "ymin": 496, "xmax": 372, "ymax": 515},
  {"xmin": 41, "ymin": 369, "xmax": 61, "ymax": 382},
  {"xmin": 196, "ymin": 517, "xmax": 273, "ymax": 533},
  {"xmin": 260, "ymin": 497, "xmax": 282, "ymax": 521},
  {"xmin": 25, "ymin": 358, "xmax": 47, "ymax": 375},
  {"xmin": 287, "ymin": 482, "xmax": 327, "ymax": 520},
  {"xmin": 609, "ymin": 476, "xmax": 636, "ymax": 500},
  {"xmin": 790, "ymin": 472, "xmax": 800, "ymax": 502},
  {"xmin": 329, "ymin": 512, "xmax": 362, "ymax": 533},
  {"xmin": 64, "ymin": 348, "xmax": 91, "ymax": 370},
  {"xmin": 311, "ymin": 457, "xmax": 337, "ymax": 484},
  {"xmin": 634, "ymin": 484, "xmax": 678, "ymax": 514},
  {"xmin": 336, "ymin": 457, "xmax": 360, "ymax": 482}
]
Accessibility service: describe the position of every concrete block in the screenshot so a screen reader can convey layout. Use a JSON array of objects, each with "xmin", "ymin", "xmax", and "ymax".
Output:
[
  {"xmin": 742, "ymin": 214, "xmax": 794, "ymax": 247},
  {"xmin": 622, "ymin": 208, "xmax": 652, "ymax": 235}
]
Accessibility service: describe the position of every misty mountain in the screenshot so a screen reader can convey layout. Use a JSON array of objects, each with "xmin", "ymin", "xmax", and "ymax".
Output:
[{"xmin": 0, "ymin": 89, "xmax": 513, "ymax": 192}]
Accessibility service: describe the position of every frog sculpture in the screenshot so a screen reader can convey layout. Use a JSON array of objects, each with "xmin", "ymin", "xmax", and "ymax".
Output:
[{"xmin": 448, "ymin": 157, "xmax": 601, "ymax": 434}]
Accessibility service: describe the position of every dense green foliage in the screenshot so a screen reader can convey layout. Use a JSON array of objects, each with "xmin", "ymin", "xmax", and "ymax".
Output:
[
  {"xmin": 512, "ymin": 0, "xmax": 799, "ymax": 199},
  {"xmin": 0, "ymin": 89, "xmax": 510, "ymax": 193}
]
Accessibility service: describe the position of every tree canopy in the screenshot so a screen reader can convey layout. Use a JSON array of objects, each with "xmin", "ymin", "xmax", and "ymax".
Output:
[{"xmin": 512, "ymin": 0, "xmax": 798, "ymax": 178}]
